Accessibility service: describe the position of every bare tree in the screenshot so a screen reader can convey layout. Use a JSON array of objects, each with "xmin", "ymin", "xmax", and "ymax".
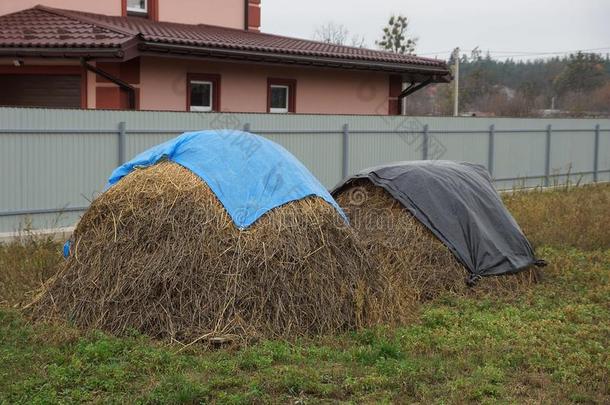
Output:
[
  {"xmin": 376, "ymin": 15, "xmax": 418, "ymax": 54},
  {"xmin": 314, "ymin": 22, "xmax": 348, "ymax": 45},
  {"xmin": 314, "ymin": 22, "xmax": 367, "ymax": 48},
  {"xmin": 350, "ymin": 35, "xmax": 367, "ymax": 48}
]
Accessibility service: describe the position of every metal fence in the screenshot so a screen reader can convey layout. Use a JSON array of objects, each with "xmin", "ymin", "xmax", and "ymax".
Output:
[{"xmin": 1, "ymin": 107, "xmax": 609, "ymax": 233}]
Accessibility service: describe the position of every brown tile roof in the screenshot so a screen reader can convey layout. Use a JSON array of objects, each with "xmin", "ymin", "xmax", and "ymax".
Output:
[
  {"xmin": 0, "ymin": 7, "xmax": 129, "ymax": 48},
  {"xmin": 0, "ymin": 6, "xmax": 449, "ymax": 76}
]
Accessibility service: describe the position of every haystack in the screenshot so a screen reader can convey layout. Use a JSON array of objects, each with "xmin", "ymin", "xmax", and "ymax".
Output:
[
  {"xmin": 29, "ymin": 125, "xmax": 404, "ymax": 343},
  {"xmin": 29, "ymin": 162, "xmax": 379, "ymax": 341},
  {"xmin": 334, "ymin": 177, "xmax": 543, "ymax": 302}
]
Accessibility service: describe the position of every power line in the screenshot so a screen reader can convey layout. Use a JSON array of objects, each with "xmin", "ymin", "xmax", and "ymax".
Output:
[
  {"xmin": 481, "ymin": 46, "xmax": 610, "ymax": 55},
  {"xmin": 416, "ymin": 46, "xmax": 610, "ymax": 58},
  {"xmin": 487, "ymin": 48, "xmax": 610, "ymax": 58},
  {"xmin": 416, "ymin": 50, "xmax": 454, "ymax": 56}
]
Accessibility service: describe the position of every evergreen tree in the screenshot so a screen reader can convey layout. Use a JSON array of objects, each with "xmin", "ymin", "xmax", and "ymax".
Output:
[
  {"xmin": 376, "ymin": 15, "xmax": 417, "ymax": 54},
  {"xmin": 553, "ymin": 52, "xmax": 608, "ymax": 95}
]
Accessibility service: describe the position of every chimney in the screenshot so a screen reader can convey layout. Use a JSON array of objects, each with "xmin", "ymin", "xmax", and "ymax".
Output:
[{"xmin": 246, "ymin": 0, "xmax": 261, "ymax": 32}]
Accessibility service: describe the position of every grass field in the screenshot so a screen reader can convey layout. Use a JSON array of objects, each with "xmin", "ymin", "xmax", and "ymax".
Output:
[{"xmin": 0, "ymin": 184, "xmax": 608, "ymax": 404}]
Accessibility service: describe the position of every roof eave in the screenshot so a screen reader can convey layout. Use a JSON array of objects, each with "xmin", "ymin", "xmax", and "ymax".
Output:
[
  {"xmin": 0, "ymin": 41, "xmax": 451, "ymax": 82},
  {"xmin": 140, "ymin": 41, "xmax": 452, "ymax": 81},
  {"xmin": 0, "ymin": 47, "xmax": 125, "ymax": 59},
  {"xmin": 0, "ymin": 37, "xmax": 140, "ymax": 61}
]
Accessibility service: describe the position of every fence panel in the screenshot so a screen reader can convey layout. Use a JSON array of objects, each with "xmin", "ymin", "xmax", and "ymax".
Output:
[
  {"xmin": 125, "ymin": 132, "xmax": 180, "ymax": 161},
  {"xmin": 349, "ymin": 132, "xmax": 423, "ymax": 175},
  {"xmin": 262, "ymin": 132, "xmax": 344, "ymax": 189},
  {"xmin": 550, "ymin": 129, "xmax": 597, "ymax": 185},
  {"xmin": 599, "ymin": 130, "xmax": 610, "ymax": 182},
  {"xmin": 493, "ymin": 131, "xmax": 547, "ymax": 189},
  {"xmin": 431, "ymin": 131, "xmax": 489, "ymax": 167},
  {"xmin": 0, "ymin": 107, "xmax": 608, "ymax": 234},
  {"xmin": 0, "ymin": 131, "xmax": 117, "ymax": 232}
]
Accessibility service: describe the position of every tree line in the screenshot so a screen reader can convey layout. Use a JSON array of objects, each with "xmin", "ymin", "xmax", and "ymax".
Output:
[
  {"xmin": 417, "ymin": 50, "xmax": 610, "ymax": 117},
  {"xmin": 314, "ymin": 16, "xmax": 610, "ymax": 117}
]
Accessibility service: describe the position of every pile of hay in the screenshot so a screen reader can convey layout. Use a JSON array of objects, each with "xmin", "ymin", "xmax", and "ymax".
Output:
[
  {"xmin": 334, "ymin": 180, "xmax": 542, "ymax": 302},
  {"xmin": 28, "ymin": 162, "xmax": 380, "ymax": 342}
]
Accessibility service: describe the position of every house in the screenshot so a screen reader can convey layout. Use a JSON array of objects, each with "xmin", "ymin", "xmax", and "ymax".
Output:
[{"xmin": 0, "ymin": 1, "xmax": 450, "ymax": 115}]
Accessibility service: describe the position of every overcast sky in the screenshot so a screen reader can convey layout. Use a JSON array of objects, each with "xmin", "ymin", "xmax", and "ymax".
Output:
[{"xmin": 262, "ymin": 0, "xmax": 610, "ymax": 61}]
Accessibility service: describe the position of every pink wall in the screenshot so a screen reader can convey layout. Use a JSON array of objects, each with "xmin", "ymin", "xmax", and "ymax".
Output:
[
  {"xmin": 0, "ymin": 56, "xmax": 391, "ymax": 114},
  {"xmin": 0, "ymin": 0, "xmax": 120, "ymax": 16},
  {"xmin": 0, "ymin": 1, "xmax": 245, "ymax": 29},
  {"xmin": 159, "ymin": 0, "xmax": 244, "ymax": 29},
  {"xmin": 139, "ymin": 57, "xmax": 390, "ymax": 115}
]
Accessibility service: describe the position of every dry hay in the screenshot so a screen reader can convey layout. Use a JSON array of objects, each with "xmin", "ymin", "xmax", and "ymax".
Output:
[
  {"xmin": 28, "ymin": 162, "xmax": 382, "ymax": 342},
  {"xmin": 334, "ymin": 180, "xmax": 542, "ymax": 302}
]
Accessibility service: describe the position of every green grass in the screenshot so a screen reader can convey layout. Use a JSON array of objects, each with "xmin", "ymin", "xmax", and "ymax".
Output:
[
  {"xmin": 0, "ymin": 247, "xmax": 608, "ymax": 404},
  {"xmin": 0, "ymin": 184, "xmax": 609, "ymax": 403}
]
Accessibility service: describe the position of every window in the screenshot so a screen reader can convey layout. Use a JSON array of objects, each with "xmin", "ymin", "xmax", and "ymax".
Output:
[
  {"xmin": 267, "ymin": 79, "xmax": 296, "ymax": 113},
  {"xmin": 187, "ymin": 74, "xmax": 221, "ymax": 112},
  {"xmin": 190, "ymin": 81, "xmax": 213, "ymax": 112},
  {"xmin": 270, "ymin": 85, "xmax": 289, "ymax": 113},
  {"xmin": 127, "ymin": 0, "xmax": 148, "ymax": 14},
  {"xmin": 123, "ymin": 0, "xmax": 157, "ymax": 19}
]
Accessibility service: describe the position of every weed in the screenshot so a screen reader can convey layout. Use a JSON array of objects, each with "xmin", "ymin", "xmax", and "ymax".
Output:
[
  {"xmin": 504, "ymin": 183, "xmax": 610, "ymax": 250},
  {"xmin": 0, "ymin": 237, "xmax": 61, "ymax": 306}
]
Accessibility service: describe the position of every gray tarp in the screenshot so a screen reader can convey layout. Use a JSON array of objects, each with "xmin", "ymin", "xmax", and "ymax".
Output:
[{"xmin": 333, "ymin": 161, "xmax": 543, "ymax": 281}]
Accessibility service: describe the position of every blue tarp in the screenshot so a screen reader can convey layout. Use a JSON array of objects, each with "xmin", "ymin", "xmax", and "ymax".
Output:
[{"xmin": 107, "ymin": 130, "xmax": 346, "ymax": 229}]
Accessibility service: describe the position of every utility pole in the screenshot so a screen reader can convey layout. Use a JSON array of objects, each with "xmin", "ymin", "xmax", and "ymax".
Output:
[{"xmin": 453, "ymin": 47, "xmax": 460, "ymax": 117}]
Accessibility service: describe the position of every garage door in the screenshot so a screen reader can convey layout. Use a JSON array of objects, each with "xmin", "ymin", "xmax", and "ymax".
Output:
[{"xmin": 0, "ymin": 74, "xmax": 81, "ymax": 108}]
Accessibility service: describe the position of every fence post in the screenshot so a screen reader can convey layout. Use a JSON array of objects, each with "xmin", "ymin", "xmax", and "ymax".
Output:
[
  {"xmin": 118, "ymin": 121, "xmax": 126, "ymax": 165},
  {"xmin": 544, "ymin": 124, "xmax": 552, "ymax": 187},
  {"xmin": 422, "ymin": 124, "xmax": 429, "ymax": 160},
  {"xmin": 243, "ymin": 123, "xmax": 251, "ymax": 132},
  {"xmin": 593, "ymin": 124, "xmax": 600, "ymax": 183},
  {"xmin": 488, "ymin": 124, "xmax": 495, "ymax": 177},
  {"xmin": 342, "ymin": 123, "xmax": 350, "ymax": 180}
]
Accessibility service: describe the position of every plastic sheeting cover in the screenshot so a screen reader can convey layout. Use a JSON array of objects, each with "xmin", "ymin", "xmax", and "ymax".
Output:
[
  {"xmin": 333, "ymin": 160, "xmax": 540, "ymax": 278},
  {"xmin": 108, "ymin": 130, "xmax": 346, "ymax": 229}
]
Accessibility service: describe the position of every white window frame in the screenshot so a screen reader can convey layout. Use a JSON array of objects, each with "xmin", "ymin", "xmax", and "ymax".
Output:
[
  {"xmin": 189, "ymin": 80, "xmax": 213, "ymax": 112},
  {"xmin": 127, "ymin": 0, "xmax": 148, "ymax": 14},
  {"xmin": 269, "ymin": 85, "xmax": 289, "ymax": 113}
]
